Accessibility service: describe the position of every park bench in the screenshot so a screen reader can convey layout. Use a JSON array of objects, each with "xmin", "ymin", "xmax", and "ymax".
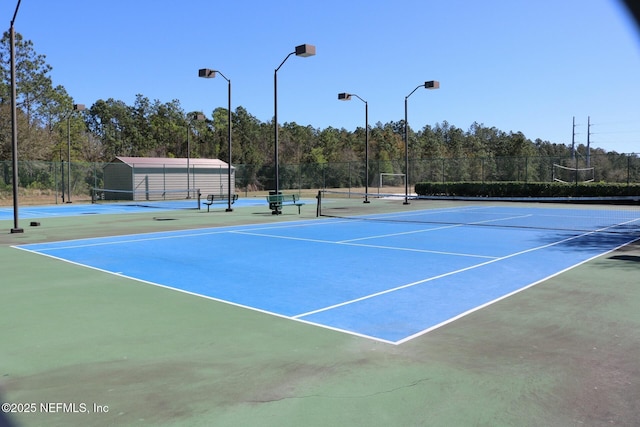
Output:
[
  {"xmin": 203, "ymin": 193, "xmax": 238, "ymax": 212},
  {"xmin": 266, "ymin": 193, "xmax": 304, "ymax": 215}
]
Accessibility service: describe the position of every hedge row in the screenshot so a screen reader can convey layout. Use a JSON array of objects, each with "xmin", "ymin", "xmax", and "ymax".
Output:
[{"xmin": 415, "ymin": 182, "xmax": 640, "ymax": 198}]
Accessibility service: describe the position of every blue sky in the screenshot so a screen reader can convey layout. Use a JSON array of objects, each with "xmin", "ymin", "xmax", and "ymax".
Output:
[{"xmin": 4, "ymin": 0, "xmax": 640, "ymax": 153}]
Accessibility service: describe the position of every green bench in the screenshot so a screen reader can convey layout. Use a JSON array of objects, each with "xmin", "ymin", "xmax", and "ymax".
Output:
[
  {"xmin": 266, "ymin": 194, "xmax": 304, "ymax": 215},
  {"xmin": 203, "ymin": 193, "xmax": 238, "ymax": 212}
]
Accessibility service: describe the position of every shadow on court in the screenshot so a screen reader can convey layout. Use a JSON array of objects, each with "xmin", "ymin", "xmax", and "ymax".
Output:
[{"xmin": 609, "ymin": 254, "xmax": 640, "ymax": 263}]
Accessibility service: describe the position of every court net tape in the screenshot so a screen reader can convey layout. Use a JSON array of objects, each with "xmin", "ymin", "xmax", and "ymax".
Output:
[
  {"xmin": 91, "ymin": 188, "xmax": 201, "ymax": 209},
  {"xmin": 316, "ymin": 190, "xmax": 640, "ymax": 236}
]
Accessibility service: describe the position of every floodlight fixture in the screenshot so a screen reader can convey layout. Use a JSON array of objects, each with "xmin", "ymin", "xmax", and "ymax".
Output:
[
  {"xmin": 9, "ymin": 0, "xmax": 23, "ymax": 233},
  {"xmin": 198, "ymin": 67, "xmax": 234, "ymax": 211},
  {"xmin": 337, "ymin": 92, "xmax": 369, "ymax": 203},
  {"xmin": 273, "ymin": 44, "xmax": 316, "ymax": 202},
  {"xmin": 295, "ymin": 44, "xmax": 316, "ymax": 57},
  {"xmin": 198, "ymin": 68, "xmax": 216, "ymax": 78},
  {"xmin": 404, "ymin": 80, "xmax": 440, "ymax": 204}
]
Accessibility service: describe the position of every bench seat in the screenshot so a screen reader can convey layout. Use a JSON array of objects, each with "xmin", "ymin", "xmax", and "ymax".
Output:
[
  {"xmin": 203, "ymin": 194, "xmax": 238, "ymax": 212},
  {"xmin": 266, "ymin": 194, "xmax": 304, "ymax": 214}
]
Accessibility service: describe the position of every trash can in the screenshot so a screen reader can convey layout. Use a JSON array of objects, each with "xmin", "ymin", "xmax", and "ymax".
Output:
[{"xmin": 268, "ymin": 191, "xmax": 282, "ymax": 215}]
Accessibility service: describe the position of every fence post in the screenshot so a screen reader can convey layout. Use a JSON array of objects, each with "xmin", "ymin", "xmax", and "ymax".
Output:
[
  {"xmin": 322, "ymin": 163, "xmax": 325, "ymax": 190},
  {"xmin": 53, "ymin": 160, "xmax": 59, "ymax": 204},
  {"xmin": 348, "ymin": 161, "xmax": 351, "ymax": 197}
]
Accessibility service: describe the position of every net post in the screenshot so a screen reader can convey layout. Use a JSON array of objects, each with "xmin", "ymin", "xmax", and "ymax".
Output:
[{"xmin": 197, "ymin": 189, "xmax": 201, "ymax": 210}]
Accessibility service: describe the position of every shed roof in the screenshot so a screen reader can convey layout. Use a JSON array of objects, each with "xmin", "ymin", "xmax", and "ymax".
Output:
[{"xmin": 112, "ymin": 156, "xmax": 232, "ymax": 169}]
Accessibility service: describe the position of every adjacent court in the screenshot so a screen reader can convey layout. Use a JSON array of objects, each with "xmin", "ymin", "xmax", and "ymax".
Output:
[
  {"xmin": 0, "ymin": 197, "xmax": 267, "ymax": 219},
  {"xmin": 15, "ymin": 204, "xmax": 640, "ymax": 344}
]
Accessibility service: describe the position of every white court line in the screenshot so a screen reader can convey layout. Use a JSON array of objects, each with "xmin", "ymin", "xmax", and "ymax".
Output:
[
  {"xmin": 231, "ymin": 229, "xmax": 497, "ymax": 259},
  {"xmin": 5, "ymin": 205, "xmax": 499, "ymax": 251},
  {"xmin": 340, "ymin": 241, "xmax": 497, "ymax": 259},
  {"xmin": 230, "ymin": 230, "xmax": 334, "ymax": 244},
  {"xmin": 14, "ymin": 217, "xmax": 340, "ymax": 252},
  {"xmin": 292, "ymin": 218, "xmax": 640, "ymax": 320},
  {"xmin": 338, "ymin": 214, "xmax": 533, "ymax": 243},
  {"xmin": 325, "ymin": 205, "xmax": 490, "ymax": 224},
  {"xmin": 394, "ymin": 232, "xmax": 640, "ymax": 345},
  {"xmin": 23, "ymin": 228, "xmax": 235, "ymax": 251}
]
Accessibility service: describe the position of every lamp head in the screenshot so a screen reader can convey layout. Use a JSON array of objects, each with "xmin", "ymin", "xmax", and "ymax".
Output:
[
  {"xmin": 338, "ymin": 93, "xmax": 352, "ymax": 101},
  {"xmin": 424, "ymin": 80, "xmax": 440, "ymax": 89},
  {"xmin": 295, "ymin": 44, "xmax": 316, "ymax": 57},
  {"xmin": 198, "ymin": 68, "xmax": 216, "ymax": 78},
  {"xmin": 73, "ymin": 104, "xmax": 85, "ymax": 111}
]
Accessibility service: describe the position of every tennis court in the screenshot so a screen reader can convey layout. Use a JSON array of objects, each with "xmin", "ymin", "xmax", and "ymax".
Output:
[
  {"xmin": 14, "ymin": 203, "xmax": 640, "ymax": 344},
  {"xmin": 3, "ymin": 197, "xmax": 640, "ymax": 426},
  {"xmin": 0, "ymin": 197, "xmax": 270, "ymax": 220}
]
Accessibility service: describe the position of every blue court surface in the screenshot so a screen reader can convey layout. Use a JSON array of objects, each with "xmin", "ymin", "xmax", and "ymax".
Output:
[
  {"xmin": 0, "ymin": 198, "xmax": 266, "ymax": 220},
  {"xmin": 14, "ymin": 205, "xmax": 640, "ymax": 344}
]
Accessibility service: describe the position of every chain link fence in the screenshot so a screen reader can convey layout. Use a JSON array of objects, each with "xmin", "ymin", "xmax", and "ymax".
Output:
[{"xmin": 2, "ymin": 154, "xmax": 639, "ymax": 204}]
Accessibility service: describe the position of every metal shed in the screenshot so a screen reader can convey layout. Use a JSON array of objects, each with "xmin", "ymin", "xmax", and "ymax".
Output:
[{"xmin": 102, "ymin": 156, "xmax": 235, "ymax": 200}]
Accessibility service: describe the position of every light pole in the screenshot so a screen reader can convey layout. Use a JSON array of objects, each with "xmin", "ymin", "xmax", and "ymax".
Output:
[
  {"xmin": 9, "ymin": 0, "xmax": 23, "ymax": 233},
  {"xmin": 338, "ymin": 93, "xmax": 370, "ymax": 203},
  {"xmin": 66, "ymin": 103, "xmax": 85, "ymax": 203},
  {"xmin": 198, "ymin": 68, "xmax": 234, "ymax": 212},
  {"xmin": 404, "ymin": 80, "xmax": 439, "ymax": 205},
  {"xmin": 186, "ymin": 112, "xmax": 205, "ymax": 199},
  {"xmin": 273, "ymin": 44, "xmax": 315, "ymax": 198}
]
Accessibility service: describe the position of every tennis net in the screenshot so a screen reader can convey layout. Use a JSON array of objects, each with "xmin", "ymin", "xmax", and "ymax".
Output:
[
  {"xmin": 91, "ymin": 188, "xmax": 201, "ymax": 209},
  {"xmin": 316, "ymin": 189, "xmax": 640, "ymax": 236}
]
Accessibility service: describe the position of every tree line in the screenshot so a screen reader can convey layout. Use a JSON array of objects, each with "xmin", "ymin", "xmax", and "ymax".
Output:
[{"xmin": 1, "ymin": 32, "xmax": 637, "ymax": 191}]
